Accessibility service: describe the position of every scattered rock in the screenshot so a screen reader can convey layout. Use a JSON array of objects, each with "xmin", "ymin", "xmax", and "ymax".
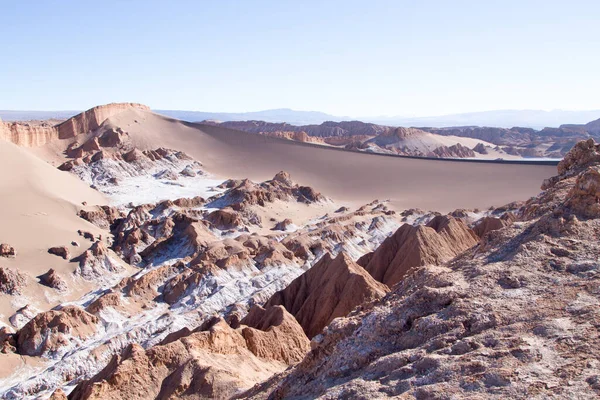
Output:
[
  {"xmin": 0, "ymin": 243, "xmax": 16, "ymax": 257},
  {"xmin": 48, "ymin": 246, "xmax": 70, "ymax": 260}
]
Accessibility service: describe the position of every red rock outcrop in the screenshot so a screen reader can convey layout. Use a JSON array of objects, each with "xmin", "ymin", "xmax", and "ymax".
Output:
[
  {"xmin": 78, "ymin": 206, "xmax": 124, "ymax": 230},
  {"xmin": 0, "ymin": 266, "xmax": 26, "ymax": 294},
  {"xmin": 48, "ymin": 246, "xmax": 70, "ymax": 260},
  {"xmin": 565, "ymin": 165, "xmax": 600, "ymax": 218},
  {"xmin": 0, "ymin": 120, "xmax": 59, "ymax": 147},
  {"xmin": 0, "ymin": 243, "xmax": 16, "ymax": 257},
  {"xmin": 208, "ymin": 172, "xmax": 324, "ymax": 211},
  {"xmin": 265, "ymin": 252, "xmax": 389, "ymax": 338},
  {"xmin": 472, "ymin": 214, "xmax": 515, "ymax": 238},
  {"xmin": 38, "ymin": 268, "xmax": 67, "ymax": 291},
  {"xmin": 240, "ymin": 305, "xmax": 310, "ymax": 363},
  {"xmin": 72, "ymin": 241, "xmax": 125, "ymax": 280},
  {"xmin": 0, "ymin": 326, "xmax": 16, "ymax": 353},
  {"xmin": 86, "ymin": 291, "xmax": 123, "ymax": 315},
  {"xmin": 557, "ymin": 138, "xmax": 600, "ymax": 176},
  {"xmin": 358, "ymin": 215, "xmax": 478, "ymax": 287},
  {"xmin": 48, "ymin": 388, "xmax": 68, "ymax": 400},
  {"xmin": 69, "ymin": 311, "xmax": 308, "ymax": 400},
  {"xmin": 16, "ymin": 305, "xmax": 98, "ymax": 356},
  {"xmin": 272, "ymin": 218, "xmax": 293, "ymax": 231}
]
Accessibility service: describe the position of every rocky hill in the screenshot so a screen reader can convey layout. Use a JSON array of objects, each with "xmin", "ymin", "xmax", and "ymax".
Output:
[{"xmin": 244, "ymin": 139, "xmax": 600, "ymax": 399}]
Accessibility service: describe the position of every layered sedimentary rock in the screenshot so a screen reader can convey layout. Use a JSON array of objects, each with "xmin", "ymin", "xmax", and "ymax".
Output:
[
  {"xmin": 265, "ymin": 252, "xmax": 389, "ymax": 338},
  {"xmin": 358, "ymin": 215, "xmax": 478, "ymax": 287}
]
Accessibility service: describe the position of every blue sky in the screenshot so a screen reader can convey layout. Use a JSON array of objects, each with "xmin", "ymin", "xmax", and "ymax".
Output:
[{"xmin": 1, "ymin": 0, "xmax": 599, "ymax": 116}]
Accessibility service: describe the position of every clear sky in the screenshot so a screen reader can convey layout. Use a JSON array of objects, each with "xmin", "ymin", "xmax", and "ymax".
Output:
[{"xmin": 1, "ymin": 0, "xmax": 599, "ymax": 117}]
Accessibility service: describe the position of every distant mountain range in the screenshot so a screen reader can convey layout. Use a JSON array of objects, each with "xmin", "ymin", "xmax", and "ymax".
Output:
[
  {"xmin": 154, "ymin": 108, "xmax": 350, "ymax": 126},
  {"xmin": 2, "ymin": 108, "xmax": 600, "ymax": 129},
  {"xmin": 158, "ymin": 109, "xmax": 600, "ymax": 129}
]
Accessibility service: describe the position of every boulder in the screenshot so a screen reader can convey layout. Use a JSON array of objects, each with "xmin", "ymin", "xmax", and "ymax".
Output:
[
  {"xmin": 0, "ymin": 243, "xmax": 16, "ymax": 257},
  {"xmin": 48, "ymin": 246, "xmax": 70, "ymax": 260}
]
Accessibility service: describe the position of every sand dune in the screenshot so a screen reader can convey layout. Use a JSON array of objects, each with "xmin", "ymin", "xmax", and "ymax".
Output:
[
  {"xmin": 100, "ymin": 108, "xmax": 555, "ymax": 211},
  {"xmin": 0, "ymin": 140, "xmax": 106, "ymax": 323}
]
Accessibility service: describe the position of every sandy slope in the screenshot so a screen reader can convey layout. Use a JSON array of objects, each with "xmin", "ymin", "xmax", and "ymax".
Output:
[
  {"xmin": 0, "ymin": 140, "xmax": 106, "ymax": 324},
  {"xmin": 100, "ymin": 109, "xmax": 555, "ymax": 211}
]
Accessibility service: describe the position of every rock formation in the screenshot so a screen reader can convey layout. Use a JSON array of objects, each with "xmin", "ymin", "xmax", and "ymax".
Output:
[
  {"xmin": 430, "ymin": 143, "xmax": 476, "ymax": 158},
  {"xmin": 472, "ymin": 214, "xmax": 515, "ymax": 238},
  {"xmin": 265, "ymin": 252, "xmax": 389, "ymax": 338},
  {"xmin": 0, "ymin": 243, "xmax": 16, "ymax": 257},
  {"xmin": 69, "ymin": 309, "xmax": 308, "ymax": 400},
  {"xmin": 209, "ymin": 171, "xmax": 324, "ymax": 210},
  {"xmin": 0, "ymin": 266, "xmax": 26, "ymax": 295},
  {"xmin": 473, "ymin": 142, "xmax": 488, "ymax": 154},
  {"xmin": 72, "ymin": 241, "xmax": 125, "ymax": 280},
  {"xmin": 38, "ymin": 268, "xmax": 67, "ymax": 291},
  {"xmin": 0, "ymin": 103, "xmax": 149, "ymax": 147},
  {"xmin": 358, "ymin": 215, "xmax": 478, "ymax": 287},
  {"xmin": 272, "ymin": 218, "xmax": 293, "ymax": 231},
  {"xmin": 244, "ymin": 139, "xmax": 600, "ymax": 399},
  {"xmin": 16, "ymin": 306, "xmax": 98, "ymax": 357},
  {"xmin": 47, "ymin": 246, "xmax": 70, "ymax": 260}
]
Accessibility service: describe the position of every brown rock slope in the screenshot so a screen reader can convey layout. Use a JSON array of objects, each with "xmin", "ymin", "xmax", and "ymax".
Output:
[
  {"xmin": 69, "ymin": 307, "xmax": 309, "ymax": 400},
  {"xmin": 246, "ymin": 140, "xmax": 600, "ymax": 399},
  {"xmin": 265, "ymin": 252, "xmax": 389, "ymax": 338},
  {"xmin": 358, "ymin": 215, "xmax": 478, "ymax": 287}
]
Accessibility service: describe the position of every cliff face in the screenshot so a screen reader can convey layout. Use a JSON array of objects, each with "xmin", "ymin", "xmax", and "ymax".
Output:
[
  {"xmin": 56, "ymin": 103, "xmax": 150, "ymax": 140},
  {"xmin": 0, "ymin": 121, "xmax": 59, "ymax": 147},
  {"xmin": 0, "ymin": 103, "xmax": 150, "ymax": 147}
]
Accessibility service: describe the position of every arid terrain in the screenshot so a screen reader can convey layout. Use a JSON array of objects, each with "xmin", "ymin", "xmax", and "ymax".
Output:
[
  {"xmin": 0, "ymin": 103, "xmax": 598, "ymax": 399},
  {"xmin": 203, "ymin": 118, "xmax": 600, "ymax": 160}
]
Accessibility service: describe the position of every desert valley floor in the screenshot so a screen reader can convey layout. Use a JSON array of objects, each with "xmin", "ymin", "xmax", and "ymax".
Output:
[{"xmin": 0, "ymin": 104, "xmax": 599, "ymax": 399}]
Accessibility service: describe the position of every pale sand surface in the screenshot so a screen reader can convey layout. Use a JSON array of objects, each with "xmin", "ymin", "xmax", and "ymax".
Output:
[
  {"xmin": 102, "ymin": 109, "xmax": 555, "ymax": 212},
  {"xmin": 0, "ymin": 140, "xmax": 107, "ymax": 324}
]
